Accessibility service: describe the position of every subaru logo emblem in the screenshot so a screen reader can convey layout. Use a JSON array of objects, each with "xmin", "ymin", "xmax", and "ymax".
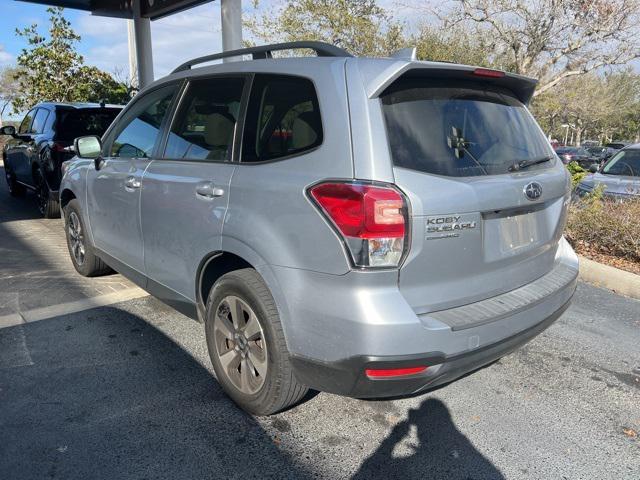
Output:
[{"xmin": 524, "ymin": 182, "xmax": 543, "ymax": 201}]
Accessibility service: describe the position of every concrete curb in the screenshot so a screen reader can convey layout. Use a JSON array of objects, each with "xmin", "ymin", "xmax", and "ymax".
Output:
[{"xmin": 578, "ymin": 255, "xmax": 640, "ymax": 300}]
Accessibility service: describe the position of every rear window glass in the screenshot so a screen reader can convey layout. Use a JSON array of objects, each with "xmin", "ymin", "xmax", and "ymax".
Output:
[
  {"xmin": 57, "ymin": 108, "xmax": 121, "ymax": 139},
  {"xmin": 381, "ymin": 79, "xmax": 553, "ymax": 177}
]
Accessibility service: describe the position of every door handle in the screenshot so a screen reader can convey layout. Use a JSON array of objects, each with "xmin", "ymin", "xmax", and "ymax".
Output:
[
  {"xmin": 125, "ymin": 176, "xmax": 141, "ymax": 189},
  {"xmin": 196, "ymin": 182, "xmax": 224, "ymax": 199}
]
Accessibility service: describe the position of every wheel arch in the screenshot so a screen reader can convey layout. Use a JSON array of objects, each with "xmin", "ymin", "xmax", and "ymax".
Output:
[
  {"xmin": 60, "ymin": 188, "xmax": 76, "ymax": 209},
  {"xmin": 196, "ymin": 251, "xmax": 253, "ymax": 322}
]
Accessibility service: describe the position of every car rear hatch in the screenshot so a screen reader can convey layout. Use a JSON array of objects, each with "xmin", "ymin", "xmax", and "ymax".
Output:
[{"xmin": 369, "ymin": 64, "xmax": 570, "ymax": 314}]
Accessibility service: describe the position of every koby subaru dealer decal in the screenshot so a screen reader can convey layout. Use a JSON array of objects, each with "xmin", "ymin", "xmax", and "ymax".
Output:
[{"xmin": 425, "ymin": 213, "xmax": 478, "ymax": 240}]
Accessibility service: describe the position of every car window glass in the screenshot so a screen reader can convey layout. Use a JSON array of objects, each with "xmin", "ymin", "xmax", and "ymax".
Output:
[
  {"xmin": 164, "ymin": 77, "xmax": 244, "ymax": 161},
  {"xmin": 57, "ymin": 108, "xmax": 121, "ymax": 139},
  {"xmin": 602, "ymin": 150, "xmax": 640, "ymax": 177},
  {"xmin": 111, "ymin": 85, "xmax": 177, "ymax": 158},
  {"xmin": 31, "ymin": 109, "xmax": 49, "ymax": 134},
  {"xmin": 381, "ymin": 78, "xmax": 552, "ymax": 177},
  {"xmin": 19, "ymin": 109, "xmax": 37, "ymax": 134},
  {"xmin": 242, "ymin": 75, "xmax": 322, "ymax": 163}
]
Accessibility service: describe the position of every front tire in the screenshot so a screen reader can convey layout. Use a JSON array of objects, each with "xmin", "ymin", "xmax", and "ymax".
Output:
[
  {"xmin": 205, "ymin": 268, "xmax": 308, "ymax": 415},
  {"xmin": 64, "ymin": 199, "xmax": 112, "ymax": 277}
]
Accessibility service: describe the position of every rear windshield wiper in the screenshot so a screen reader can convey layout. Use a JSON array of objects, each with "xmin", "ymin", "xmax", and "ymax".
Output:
[{"xmin": 508, "ymin": 155, "xmax": 554, "ymax": 172}]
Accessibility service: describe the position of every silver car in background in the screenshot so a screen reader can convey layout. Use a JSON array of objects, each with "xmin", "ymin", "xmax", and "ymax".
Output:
[
  {"xmin": 60, "ymin": 42, "xmax": 578, "ymax": 415},
  {"xmin": 576, "ymin": 144, "xmax": 640, "ymax": 199}
]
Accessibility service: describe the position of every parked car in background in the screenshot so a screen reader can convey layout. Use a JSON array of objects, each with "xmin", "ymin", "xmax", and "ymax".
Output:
[
  {"xmin": 586, "ymin": 146, "xmax": 616, "ymax": 164},
  {"xmin": 1, "ymin": 102, "xmax": 122, "ymax": 217},
  {"xmin": 605, "ymin": 142, "xmax": 629, "ymax": 149},
  {"xmin": 575, "ymin": 144, "xmax": 640, "ymax": 200},
  {"xmin": 555, "ymin": 146, "xmax": 592, "ymax": 167},
  {"xmin": 60, "ymin": 41, "xmax": 577, "ymax": 415}
]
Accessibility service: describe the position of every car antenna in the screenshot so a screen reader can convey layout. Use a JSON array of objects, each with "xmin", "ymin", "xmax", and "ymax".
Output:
[{"xmin": 99, "ymin": 99, "xmax": 106, "ymax": 108}]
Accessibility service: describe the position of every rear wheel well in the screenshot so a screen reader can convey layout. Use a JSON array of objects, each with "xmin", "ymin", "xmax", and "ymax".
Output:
[
  {"xmin": 60, "ymin": 189, "xmax": 76, "ymax": 209},
  {"xmin": 198, "ymin": 252, "xmax": 253, "ymax": 311}
]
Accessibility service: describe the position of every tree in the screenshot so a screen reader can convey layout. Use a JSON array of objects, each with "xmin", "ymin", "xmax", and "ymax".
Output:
[
  {"xmin": 531, "ymin": 70, "xmax": 640, "ymax": 143},
  {"xmin": 246, "ymin": 0, "xmax": 404, "ymax": 56},
  {"xmin": 13, "ymin": 7, "xmax": 129, "ymax": 112},
  {"xmin": 425, "ymin": 0, "xmax": 640, "ymax": 96},
  {"xmin": 0, "ymin": 67, "xmax": 21, "ymax": 126}
]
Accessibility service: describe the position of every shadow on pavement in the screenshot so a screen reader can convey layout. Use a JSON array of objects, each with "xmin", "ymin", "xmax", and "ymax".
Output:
[
  {"xmin": 0, "ymin": 307, "xmax": 313, "ymax": 480},
  {"xmin": 352, "ymin": 398, "xmax": 504, "ymax": 480},
  {"xmin": 0, "ymin": 166, "xmax": 45, "ymax": 222}
]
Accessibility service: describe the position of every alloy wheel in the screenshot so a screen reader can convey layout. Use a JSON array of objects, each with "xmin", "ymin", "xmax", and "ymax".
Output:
[
  {"xmin": 68, "ymin": 211, "xmax": 86, "ymax": 266},
  {"xmin": 213, "ymin": 295, "xmax": 268, "ymax": 395}
]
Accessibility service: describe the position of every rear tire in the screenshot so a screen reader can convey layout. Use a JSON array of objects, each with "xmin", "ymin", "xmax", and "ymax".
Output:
[
  {"xmin": 64, "ymin": 199, "xmax": 112, "ymax": 277},
  {"xmin": 4, "ymin": 164, "xmax": 26, "ymax": 197},
  {"xmin": 205, "ymin": 268, "xmax": 308, "ymax": 415}
]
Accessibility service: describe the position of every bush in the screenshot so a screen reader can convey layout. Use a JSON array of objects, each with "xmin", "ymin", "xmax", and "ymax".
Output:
[
  {"xmin": 566, "ymin": 192, "xmax": 640, "ymax": 264},
  {"xmin": 566, "ymin": 161, "xmax": 587, "ymax": 187}
]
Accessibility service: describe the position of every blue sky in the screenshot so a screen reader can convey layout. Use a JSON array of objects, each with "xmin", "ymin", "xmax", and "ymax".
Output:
[{"xmin": 0, "ymin": 1, "xmax": 234, "ymax": 79}]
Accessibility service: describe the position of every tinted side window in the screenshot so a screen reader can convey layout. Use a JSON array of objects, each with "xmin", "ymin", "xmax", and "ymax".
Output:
[
  {"xmin": 19, "ymin": 109, "xmax": 37, "ymax": 134},
  {"xmin": 31, "ymin": 108, "xmax": 50, "ymax": 134},
  {"xmin": 165, "ymin": 77, "xmax": 244, "ymax": 161},
  {"xmin": 57, "ymin": 108, "xmax": 121, "ymax": 139},
  {"xmin": 110, "ymin": 85, "xmax": 177, "ymax": 158},
  {"xmin": 242, "ymin": 75, "xmax": 322, "ymax": 163}
]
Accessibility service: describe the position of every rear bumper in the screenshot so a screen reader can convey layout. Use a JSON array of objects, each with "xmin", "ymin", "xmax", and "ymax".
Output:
[
  {"xmin": 290, "ymin": 298, "xmax": 572, "ymax": 397},
  {"xmin": 268, "ymin": 237, "xmax": 578, "ymax": 398}
]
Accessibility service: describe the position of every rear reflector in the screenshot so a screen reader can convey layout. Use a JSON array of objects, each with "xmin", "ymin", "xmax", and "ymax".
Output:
[
  {"xmin": 365, "ymin": 366, "xmax": 427, "ymax": 378},
  {"xmin": 473, "ymin": 68, "xmax": 506, "ymax": 78}
]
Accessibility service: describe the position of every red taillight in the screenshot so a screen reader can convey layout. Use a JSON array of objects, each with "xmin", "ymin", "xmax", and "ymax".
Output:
[
  {"xmin": 473, "ymin": 68, "xmax": 506, "ymax": 78},
  {"xmin": 365, "ymin": 366, "xmax": 427, "ymax": 378},
  {"xmin": 309, "ymin": 183, "xmax": 405, "ymax": 239},
  {"xmin": 309, "ymin": 182, "xmax": 408, "ymax": 268}
]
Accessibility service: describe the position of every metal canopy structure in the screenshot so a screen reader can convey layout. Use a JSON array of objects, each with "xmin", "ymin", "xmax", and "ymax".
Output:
[
  {"xmin": 18, "ymin": 0, "xmax": 213, "ymax": 20},
  {"xmin": 16, "ymin": 0, "xmax": 243, "ymax": 88}
]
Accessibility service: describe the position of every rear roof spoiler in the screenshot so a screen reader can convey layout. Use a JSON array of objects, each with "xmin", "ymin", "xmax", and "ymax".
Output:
[{"xmin": 363, "ymin": 61, "xmax": 538, "ymax": 105}]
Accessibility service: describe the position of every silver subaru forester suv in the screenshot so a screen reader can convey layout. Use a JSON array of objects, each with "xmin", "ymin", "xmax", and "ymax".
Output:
[{"xmin": 61, "ymin": 42, "xmax": 578, "ymax": 415}]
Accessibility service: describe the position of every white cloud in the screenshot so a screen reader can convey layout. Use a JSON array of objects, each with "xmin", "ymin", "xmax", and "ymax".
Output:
[
  {"xmin": 77, "ymin": 3, "xmax": 224, "ymax": 80},
  {"xmin": 0, "ymin": 45, "xmax": 14, "ymax": 66}
]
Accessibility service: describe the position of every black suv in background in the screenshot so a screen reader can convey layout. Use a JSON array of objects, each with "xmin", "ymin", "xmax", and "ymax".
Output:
[{"xmin": 1, "ymin": 102, "xmax": 122, "ymax": 217}]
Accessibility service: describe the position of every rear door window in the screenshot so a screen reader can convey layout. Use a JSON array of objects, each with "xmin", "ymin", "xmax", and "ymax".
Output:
[
  {"xmin": 31, "ymin": 108, "xmax": 50, "ymax": 133},
  {"xmin": 242, "ymin": 74, "xmax": 322, "ymax": 162},
  {"xmin": 381, "ymin": 79, "xmax": 553, "ymax": 177},
  {"xmin": 164, "ymin": 77, "xmax": 244, "ymax": 161}
]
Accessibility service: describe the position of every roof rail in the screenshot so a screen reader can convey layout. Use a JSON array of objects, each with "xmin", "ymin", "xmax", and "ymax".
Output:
[{"xmin": 172, "ymin": 41, "xmax": 353, "ymax": 73}]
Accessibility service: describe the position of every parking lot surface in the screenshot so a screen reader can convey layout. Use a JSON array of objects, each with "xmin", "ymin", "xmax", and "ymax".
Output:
[{"xmin": 0, "ymin": 166, "xmax": 638, "ymax": 479}]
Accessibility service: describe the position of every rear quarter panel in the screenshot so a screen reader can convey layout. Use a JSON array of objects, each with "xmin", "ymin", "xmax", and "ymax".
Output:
[{"xmin": 222, "ymin": 58, "xmax": 355, "ymax": 275}]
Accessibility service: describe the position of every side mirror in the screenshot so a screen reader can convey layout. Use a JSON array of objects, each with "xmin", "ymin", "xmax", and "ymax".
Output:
[
  {"xmin": 589, "ymin": 164, "xmax": 599, "ymax": 173},
  {"xmin": 74, "ymin": 135, "xmax": 103, "ymax": 168},
  {"xmin": 0, "ymin": 125, "xmax": 16, "ymax": 136}
]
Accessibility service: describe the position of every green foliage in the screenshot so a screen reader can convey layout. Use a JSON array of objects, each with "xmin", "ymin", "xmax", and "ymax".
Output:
[
  {"xmin": 531, "ymin": 69, "xmax": 640, "ymax": 144},
  {"xmin": 246, "ymin": 0, "xmax": 404, "ymax": 57},
  {"xmin": 13, "ymin": 7, "xmax": 129, "ymax": 112},
  {"xmin": 566, "ymin": 162, "xmax": 587, "ymax": 188}
]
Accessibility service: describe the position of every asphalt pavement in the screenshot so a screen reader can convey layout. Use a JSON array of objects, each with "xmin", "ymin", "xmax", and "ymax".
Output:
[{"xmin": 0, "ymin": 166, "xmax": 638, "ymax": 479}]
